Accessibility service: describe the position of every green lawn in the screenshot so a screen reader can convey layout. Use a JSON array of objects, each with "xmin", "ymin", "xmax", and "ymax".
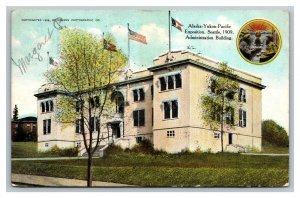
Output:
[
  {"xmin": 262, "ymin": 141, "xmax": 289, "ymax": 154},
  {"xmin": 12, "ymin": 142, "xmax": 43, "ymax": 158},
  {"xmin": 11, "ymin": 142, "xmax": 77, "ymax": 158},
  {"xmin": 12, "ymin": 151, "xmax": 289, "ymax": 187}
]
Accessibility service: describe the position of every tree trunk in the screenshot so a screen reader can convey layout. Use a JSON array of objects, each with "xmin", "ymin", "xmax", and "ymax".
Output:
[
  {"xmin": 220, "ymin": 92, "xmax": 225, "ymax": 152},
  {"xmin": 221, "ymin": 122, "xmax": 224, "ymax": 152},
  {"xmin": 87, "ymin": 152, "xmax": 92, "ymax": 187}
]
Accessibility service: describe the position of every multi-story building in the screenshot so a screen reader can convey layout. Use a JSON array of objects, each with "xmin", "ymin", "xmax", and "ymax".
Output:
[{"xmin": 34, "ymin": 51, "xmax": 265, "ymax": 154}]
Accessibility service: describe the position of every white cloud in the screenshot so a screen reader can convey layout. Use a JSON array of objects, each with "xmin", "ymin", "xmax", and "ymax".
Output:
[
  {"xmin": 11, "ymin": 36, "xmax": 21, "ymax": 47},
  {"xmin": 140, "ymin": 23, "xmax": 168, "ymax": 43},
  {"xmin": 87, "ymin": 27, "xmax": 102, "ymax": 38},
  {"xmin": 172, "ymin": 32, "xmax": 188, "ymax": 51},
  {"xmin": 111, "ymin": 25, "xmax": 128, "ymax": 37}
]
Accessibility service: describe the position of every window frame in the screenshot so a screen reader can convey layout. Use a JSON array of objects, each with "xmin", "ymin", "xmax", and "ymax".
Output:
[
  {"xmin": 214, "ymin": 132, "xmax": 220, "ymax": 139},
  {"xmin": 238, "ymin": 88, "xmax": 246, "ymax": 103},
  {"xmin": 133, "ymin": 109, "xmax": 145, "ymax": 127},
  {"xmin": 239, "ymin": 109, "xmax": 247, "ymax": 128},
  {"xmin": 43, "ymin": 119, "xmax": 51, "ymax": 135},
  {"xmin": 159, "ymin": 73, "xmax": 182, "ymax": 92},
  {"xmin": 41, "ymin": 100, "xmax": 54, "ymax": 113},
  {"xmin": 163, "ymin": 99, "xmax": 179, "ymax": 120},
  {"xmin": 167, "ymin": 130, "xmax": 175, "ymax": 138},
  {"xmin": 132, "ymin": 88, "xmax": 145, "ymax": 102}
]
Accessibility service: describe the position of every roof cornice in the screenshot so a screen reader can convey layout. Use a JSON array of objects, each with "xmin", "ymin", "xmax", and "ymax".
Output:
[{"xmin": 148, "ymin": 59, "xmax": 266, "ymax": 90}]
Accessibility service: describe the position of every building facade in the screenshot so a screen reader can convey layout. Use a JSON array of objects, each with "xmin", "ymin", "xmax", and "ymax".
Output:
[
  {"xmin": 11, "ymin": 116, "xmax": 37, "ymax": 141},
  {"xmin": 34, "ymin": 51, "xmax": 265, "ymax": 153}
]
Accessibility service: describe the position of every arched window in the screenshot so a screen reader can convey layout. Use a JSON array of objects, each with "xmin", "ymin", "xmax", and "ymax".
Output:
[
  {"xmin": 111, "ymin": 91, "xmax": 124, "ymax": 114},
  {"xmin": 41, "ymin": 102, "xmax": 45, "ymax": 113}
]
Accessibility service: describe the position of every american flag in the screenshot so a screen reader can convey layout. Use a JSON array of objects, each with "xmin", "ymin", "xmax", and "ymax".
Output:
[{"xmin": 128, "ymin": 28, "xmax": 147, "ymax": 44}]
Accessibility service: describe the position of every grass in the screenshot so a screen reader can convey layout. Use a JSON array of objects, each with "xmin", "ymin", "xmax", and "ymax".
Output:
[
  {"xmin": 12, "ymin": 150, "xmax": 289, "ymax": 187},
  {"xmin": 12, "ymin": 142, "xmax": 78, "ymax": 158},
  {"xmin": 262, "ymin": 141, "xmax": 289, "ymax": 154},
  {"xmin": 12, "ymin": 142, "xmax": 42, "ymax": 158}
]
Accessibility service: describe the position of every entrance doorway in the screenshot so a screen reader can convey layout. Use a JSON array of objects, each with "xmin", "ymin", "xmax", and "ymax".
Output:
[
  {"xmin": 228, "ymin": 133, "xmax": 233, "ymax": 145},
  {"xmin": 111, "ymin": 123, "xmax": 121, "ymax": 139}
]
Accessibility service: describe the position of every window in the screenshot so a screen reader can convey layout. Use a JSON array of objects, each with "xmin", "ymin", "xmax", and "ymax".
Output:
[
  {"xmin": 238, "ymin": 88, "xmax": 246, "ymax": 102},
  {"xmin": 167, "ymin": 130, "xmax": 175, "ymax": 137},
  {"xmin": 94, "ymin": 96, "xmax": 100, "ymax": 107},
  {"xmin": 41, "ymin": 102, "xmax": 45, "ymax": 112},
  {"xmin": 150, "ymin": 85, "xmax": 154, "ymax": 100},
  {"xmin": 133, "ymin": 109, "xmax": 145, "ymax": 127},
  {"xmin": 239, "ymin": 109, "xmax": 247, "ymax": 127},
  {"xmin": 50, "ymin": 101, "xmax": 54, "ymax": 111},
  {"xmin": 136, "ymin": 136, "xmax": 143, "ymax": 143},
  {"xmin": 175, "ymin": 74, "xmax": 182, "ymax": 88},
  {"xmin": 91, "ymin": 117, "xmax": 99, "ymax": 132},
  {"xmin": 45, "ymin": 143, "xmax": 49, "ymax": 147},
  {"xmin": 229, "ymin": 133, "xmax": 233, "ymax": 145},
  {"xmin": 76, "ymin": 141, "xmax": 81, "ymax": 148},
  {"xmin": 168, "ymin": 76, "xmax": 174, "ymax": 89},
  {"xmin": 115, "ymin": 95, "xmax": 124, "ymax": 113},
  {"xmin": 43, "ymin": 119, "xmax": 51, "ymax": 134},
  {"xmin": 214, "ymin": 132, "xmax": 220, "ymax": 139},
  {"xmin": 226, "ymin": 92, "xmax": 235, "ymax": 100},
  {"xmin": 89, "ymin": 97, "xmax": 95, "ymax": 108},
  {"xmin": 159, "ymin": 77, "xmax": 166, "ymax": 91},
  {"xmin": 210, "ymin": 79, "xmax": 217, "ymax": 94},
  {"xmin": 41, "ymin": 100, "xmax": 54, "ymax": 113},
  {"xmin": 76, "ymin": 119, "xmax": 83, "ymax": 134},
  {"xmin": 152, "ymin": 108, "xmax": 154, "ymax": 126},
  {"xmin": 163, "ymin": 102, "xmax": 170, "ymax": 119},
  {"xmin": 163, "ymin": 100, "xmax": 178, "ymax": 119},
  {"xmin": 133, "ymin": 88, "xmax": 145, "ymax": 102},
  {"xmin": 225, "ymin": 108, "xmax": 234, "ymax": 125},
  {"xmin": 159, "ymin": 73, "xmax": 182, "ymax": 91},
  {"xmin": 46, "ymin": 102, "xmax": 49, "ymax": 112}
]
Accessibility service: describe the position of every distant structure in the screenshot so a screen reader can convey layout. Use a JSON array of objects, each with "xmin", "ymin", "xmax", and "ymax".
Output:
[
  {"xmin": 34, "ymin": 50, "xmax": 265, "ymax": 154},
  {"xmin": 11, "ymin": 116, "xmax": 37, "ymax": 141}
]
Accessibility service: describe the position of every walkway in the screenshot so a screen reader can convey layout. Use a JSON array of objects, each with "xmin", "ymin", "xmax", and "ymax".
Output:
[
  {"xmin": 11, "ymin": 174, "xmax": 134, "ymax": 187},
  {"xmin": 241, "ymin": 153, "xmax": 289, "ymax": 156},
  {"xmin": 11, "ymin": 156, "xmax": 98, "ymax": 161}
]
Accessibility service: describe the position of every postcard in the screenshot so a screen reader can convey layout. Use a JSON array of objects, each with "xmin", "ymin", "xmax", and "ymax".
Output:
[{"xmin": 10, "ymin": 9, "xmax": 290, "ymax": 188}]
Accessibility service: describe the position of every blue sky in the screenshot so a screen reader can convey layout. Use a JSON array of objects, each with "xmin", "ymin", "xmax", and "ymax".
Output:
[{"xmin": 11, "ymin": 9, "xmax": 289, "ymax": 131}]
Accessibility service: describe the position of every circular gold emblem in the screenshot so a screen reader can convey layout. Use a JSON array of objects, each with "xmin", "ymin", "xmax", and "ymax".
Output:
[{"xmin": 236, "ymin": 19, "xmax": 282, "ymax": 65}]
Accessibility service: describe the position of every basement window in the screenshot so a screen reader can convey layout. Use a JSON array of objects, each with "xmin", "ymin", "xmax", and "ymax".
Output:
[
  {"xmin": 167, "ymin": 130, "xmax": 175, "ymax": 137},
  {"xmin": 214, "ymin": 132, "xmax": 220, "ymax": 139}
]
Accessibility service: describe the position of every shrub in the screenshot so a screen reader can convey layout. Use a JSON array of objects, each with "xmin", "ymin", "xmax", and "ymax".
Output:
[
  {"xmin": 131, "ymin": 139, "xmax": 155, "ymax": 154},
  {"xmin": 106, "ymin": 144, "xmax": 124, "ymax": 155},
  {"xmin": 42, "ymin": 145, "xmax": 79, "ymax": 157},
  {"xmin": 262, "ymin": 120, "xmax": 289, "ymax": 147}
]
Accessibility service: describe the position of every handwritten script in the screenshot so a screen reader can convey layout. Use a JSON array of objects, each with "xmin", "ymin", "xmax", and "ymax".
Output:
[{"xmin": 11, "ymin": 17, "xmax": 65, "ymax": 75}]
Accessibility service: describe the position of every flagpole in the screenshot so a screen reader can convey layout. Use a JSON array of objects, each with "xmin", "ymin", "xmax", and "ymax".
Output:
[
  {"xmin": 169, "ymin": 10, "xmax": 171, "ymax": 54},
  {"xmin": 127, "ymin": 23, "xmax": 130, "ymax": 69}
]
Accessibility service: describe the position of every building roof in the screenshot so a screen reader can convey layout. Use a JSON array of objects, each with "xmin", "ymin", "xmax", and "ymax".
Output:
[{"xmin": 12, "ymin": 116, "xmax": 37, "ymax": 123}]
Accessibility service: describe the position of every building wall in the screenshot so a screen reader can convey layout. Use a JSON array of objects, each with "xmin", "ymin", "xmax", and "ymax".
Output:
[
  {"xmin": 151, "ymin": 64, "xmax": 191, "ymax": 153},
  {"xmin": 188, "ymin": 64, "xmax": 262, "ymax": 152},
  {"xmin": 35, "ymin": 51, "xmax": 263, "ymax": 154}
]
